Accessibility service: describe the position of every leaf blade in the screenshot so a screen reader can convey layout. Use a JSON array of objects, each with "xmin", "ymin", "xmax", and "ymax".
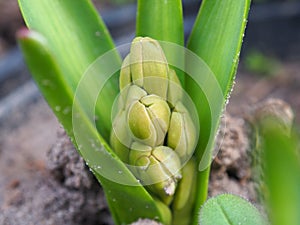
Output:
[
  {"xmin": 199, "ymin": 194, "xmax": 268, "ymax": 225},
  {"xmin": 136, "ymin": 0, "xmax": 185, "ymax": 85},
  {"xmin": 136, "ymin": 0, "xmax": 184, "ymax": 45},
  {"xmin": 187, "ymin": 0, "xmax": 250, "ymax": 94},
  {"xmin": 262, "ymin": 124, "xmax": 300, "ymax": 225},
  {"xmin": 18, "ymin": 29, "xmax": 170, "ymax": 225},
  {"xmin": 18, "ymin": 0, "xmax": 121, "ymax": 135},
  {"xmin": 186, "ymin": 0, "xmax": 251, "ymax": 223},
  {"xmin": 17, "ymin": 0, "xmax": 172, "ymax": 222}
]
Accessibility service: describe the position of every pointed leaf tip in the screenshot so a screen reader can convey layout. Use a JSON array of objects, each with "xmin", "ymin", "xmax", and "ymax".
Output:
[{"xmin": 16, "ymin": 27, "xmax": 30, "ymax": 39}]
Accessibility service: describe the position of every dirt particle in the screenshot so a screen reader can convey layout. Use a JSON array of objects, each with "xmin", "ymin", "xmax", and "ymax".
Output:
[
  {"xmin": 5, "ymin": 189, "xmax": 24, "ymax": 206},
  {"xmin": 7, "ymin": 179, "xmax": 20, "ymax": 189}
]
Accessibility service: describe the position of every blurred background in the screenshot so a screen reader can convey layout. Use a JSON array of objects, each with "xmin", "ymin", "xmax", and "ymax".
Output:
[{"xmin": 0, "ymin": 0, "xmax": 299, "ymax": 124}]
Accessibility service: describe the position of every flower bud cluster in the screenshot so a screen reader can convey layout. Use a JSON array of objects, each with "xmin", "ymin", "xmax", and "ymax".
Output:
[{"xmin": 110, "ymin": 37, "xmax": 196, "ymax": 204}]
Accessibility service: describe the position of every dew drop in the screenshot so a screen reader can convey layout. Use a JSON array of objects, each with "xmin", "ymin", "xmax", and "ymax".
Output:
[
  {"xmin": 42, "ymin": 79, "xmax": 51, "ymax": 86},
  {"xmin": 95, "ymin": 147, "xmax": 103, "ymax": 152},
  {"xmin": 118, "ymin": 170, "xmax": 123, "ymax": 174},
  {"xmin": 55, "ymin": 106, "xmax": 61, "ymax": 111},
  {"xmin": 63, "ymin": 106, "xmax": 71, "ymax": 115},
  {"xmin": 95, "ymin": 31, "xmax": 101, "ymax": 37}
]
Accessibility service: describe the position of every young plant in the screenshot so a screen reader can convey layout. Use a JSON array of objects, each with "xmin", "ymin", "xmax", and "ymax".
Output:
[
  {"xmin": 251, "ymin": 100, "xmax": 300, "ymax": 225},
  {"xmin": 199, "ymin": 194, "xmax": 268, "ymax": 225},
  {"xmin": 17, "ymin": 0, "xmax": 252, "ymax": 224},
  {"xmin": 261, "ymin": 121, "xmax": 300, "ymax": 225}
]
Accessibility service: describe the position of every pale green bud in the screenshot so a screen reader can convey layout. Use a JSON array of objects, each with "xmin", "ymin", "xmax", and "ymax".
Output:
[
  {"xmin": 129, "ymin": 142, "xmax": 182, "ymax": 205},
  {"xmin": 123, "ymin": 84, "xmax": 147, "ymax": 109},
  {"xmin": 128, "ymin": 94, "xmax": 170, "ymax": 147},
  {"xmin": 110, "ymin": 110, "xmax": 131, "ymax": 162},
  {"xmin": 172, "ymin": 158, "xmax": 197, "ymax": 210},
  {"xmin": 167, "ymin": 69, "xmax": 183, "ymax": 107},
  {"xmin": 119, "ymin": 55, "xmax": 131, "ymax": 102},
  {"xmin": 167, "ymin": 102, "xmax": 196, "ymax": 162},
  {"xmin": 172, "ymin": 158, "xmax": 197, "ymax": 225},
  {"xmin": 119, "ymin": 37, "xmax": 169, "ymax": 98},
  {"xmin": 128, "ymin": 142, "xmax": 152, "ymax": 168},
  {"xmin": 119, "ymin": 55, "xmax": 131, "ymax": 91},
  {"xmin": 111, "ymin": 37, "xmax": 198, "ymax": 206}
]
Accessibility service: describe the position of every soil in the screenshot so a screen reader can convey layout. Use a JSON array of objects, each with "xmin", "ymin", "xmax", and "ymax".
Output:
[
  {"xmin": 0, "ymin": 99, "xmax": 255, "ymax": 225},
  {"xmin": 0, "ymin": 99, "xmax": 113, "ymax": 225},
  {"xmin": 229, "ymin": 62, "xmax": 300, "ymax": 126}
]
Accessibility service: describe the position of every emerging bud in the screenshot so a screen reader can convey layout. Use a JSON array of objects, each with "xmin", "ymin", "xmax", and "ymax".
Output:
[
  {"xmin": 128, "ymin": 94, "xmax": 170, "ymax": 147},
  {"xmin": 167, "ymin": 69, "xmax": 183, "ymax": 108},
  {"xmin": 110, "ymin": 110, "xmax": 131, "ymax": 162},
  {"xmin": 167, "ymin": 102, "xmax": 197, "ymax": 162},
  {"xmin": 111, "ymin": 37, "xmax": 198, "ymax": 205},
  {"xmin": 120, "ymin": 37, "xmax": 169, "ymax": 98},
  {"xmin": 129, "ymin": 142, "xmax": 182, "ymax": 205}
]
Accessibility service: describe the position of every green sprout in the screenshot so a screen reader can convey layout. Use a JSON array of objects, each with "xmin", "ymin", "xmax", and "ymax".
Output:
[{"xmin": 17, "ymin": 0, "xmax": 254, "ymax": 224}]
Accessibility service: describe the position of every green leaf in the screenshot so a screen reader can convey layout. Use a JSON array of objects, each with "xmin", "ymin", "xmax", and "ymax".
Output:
[
  {"xmin": 136, "ymin": 0, "xmax": 185, "ymax": 85},
  {"xmin": 18, "ymin": 0, "xmax": 121, "ymax": 138},
  {"xmin": 17, "ymin": 30, "xmax": 75, "ymax": 136},
  {"xmin": 187, "ymin": 0, "xmax": 250, "ymax": 94},
  {"xmin": 186, "ymin": 0, "xmax": 251, "ymax": 219},
  {"xmin": 262, "ymin": 124, "xmax": 300, "ymax": 225},
  {"xmin": 18, "ymin": 28, "xmax": 170, "ymax": 225},
  {"xmin": 199, "ymin": 194, "xmax": 268, "ymax": 225},
  {"xmin": 136, "ymin": 0, "xmax": 183, "ymax": 45},
  {"xmin": 17, "ymin": 1, "xmax": 171, "ymax": 224}
]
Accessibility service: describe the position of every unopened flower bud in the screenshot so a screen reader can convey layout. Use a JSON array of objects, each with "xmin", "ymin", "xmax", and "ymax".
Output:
[
  {"xmin": 129, "ymin": 142, "xmax": 182, "ymax": 205},
  {"xmin": 128, "ymin": 94, "xmax": 170, "ymax": 147},
  {"xmin": 167, "ymin": 102, "xmax": 196, "ymax": 162},
  {"xmin": 120, "ymin": 37, "xmax": 169, "ymax": 98},
  {"xmin": 110, "ymin": 110, "xmax": 131, "ymax": 162},
  {"xmin": 111, "ymin": 37, "xmax": 198, "ymax": 205},
  {"xmin": 167, "ymin": 69, "xmax": 183, "ymax": 107}
]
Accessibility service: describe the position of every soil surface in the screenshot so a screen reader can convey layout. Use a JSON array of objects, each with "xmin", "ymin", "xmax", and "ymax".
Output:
[
  {"xmin": 0, "ymin": 101, "xmax": 254, "ymax": 225},
  {"xmin": 229, "ymin": 62, "xmax": 300, "ymax": 125}
]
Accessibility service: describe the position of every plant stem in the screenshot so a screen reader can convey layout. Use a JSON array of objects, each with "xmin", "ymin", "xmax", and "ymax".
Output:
[{"xmin": 192, "ymin": 167, "xmax": 210, "ymax": 225}]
